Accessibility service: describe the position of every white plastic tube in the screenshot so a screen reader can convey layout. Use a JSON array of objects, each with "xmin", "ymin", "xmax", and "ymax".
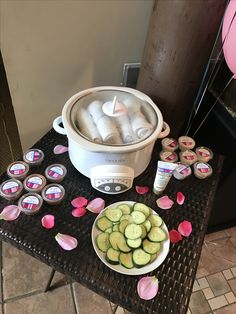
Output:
[{"xmin": 153, "ymin": 161, "xmax": 177, "ymax": 195}]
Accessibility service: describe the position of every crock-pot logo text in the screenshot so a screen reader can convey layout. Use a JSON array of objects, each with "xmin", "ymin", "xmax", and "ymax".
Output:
[{"xmin": 105, "ymin": 158, "xmax": 125, "ymax": 163}]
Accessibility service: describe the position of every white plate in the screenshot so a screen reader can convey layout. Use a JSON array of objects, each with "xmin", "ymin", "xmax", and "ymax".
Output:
[{"xmin": 91, "ymin": 201, "xmax": 170, "ymax": 275}]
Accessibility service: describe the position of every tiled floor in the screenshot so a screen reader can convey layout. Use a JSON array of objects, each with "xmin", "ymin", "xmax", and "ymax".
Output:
[
  {"xmin": 189, "ymin": 227, "xmax": 236, "ymax": 314},
  {"xmin": 0, "ymin": 227, "xmax": 236, "ymax": 314}
]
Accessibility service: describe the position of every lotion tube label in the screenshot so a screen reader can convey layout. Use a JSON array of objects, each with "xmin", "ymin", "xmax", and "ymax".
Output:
[{"xmin": 153, "ymin": 161, "xmax": 177, "ymax": 195}]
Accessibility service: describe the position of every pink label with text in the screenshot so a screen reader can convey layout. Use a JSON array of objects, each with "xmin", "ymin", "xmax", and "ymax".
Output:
[
  {"xmin": 22, "ymin": 196, "xmax": 39, "ymax": 209},
  {"xmin": 9, "ymin": 163, "xmax": 26, "ymax": 175},
  {"xmin": 2, "ymin": 181, "xmax": 20, "ymax": 194}
]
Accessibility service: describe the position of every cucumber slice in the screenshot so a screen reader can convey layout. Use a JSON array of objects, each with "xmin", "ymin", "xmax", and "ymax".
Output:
[
  {"xmin": 119, "ymin": 220, "xmax": 130, "ymax": 234},
  {"xmin": 125, "ymin": 223, "xmax": 142, "ymax": 240},
  {"xmin": 119, "ymin": 252, "xmax": 134, "ymax": 269},
  {"xmin": 96, "ymin": 216, "xmax": 113, "ymax": 232},
  {"xmin": 117, "ymin": 204, "xmax": 131, "ymax": 215},
  {"xmin": 133, "ymin": 203, "xmax": 151, "ymax": 217},
  {"xmin": 109, "ymin": 231, "xmax": 121, "ymax": 250},
  {"xmin": 120, "ymin": 214, "xmax": 133, "ymax": 223},
  {"xmin": 140, "ymin": 224, "xmax": 147, "ymax": 239},
  {"xmin": 143, "ymin": 239, "xmax": 161, "ymax": 254},
  {"xmin": 148, "ymin": 227, "xmax": 167, "ymax": 242},
  {"xmin": 131, "ymin": 211, "xmax": 146, "ymax": 224},
  {"xmin": 148, "ymin": 214, "xmax": 163, "ymax": 227},
  {"xmin": 149, "ymin": 253, "xmax": 157, "ymax": 264},
  {"xmin": 105, "ymin": 227, "xmax": 113, "ymax": 234},
  {"xmin": 96, "ymin": 232, "xmax": 110, "ymax": 253},
  {"xmin": 105, "ymin": 207, "xmax": 122, "ymax": 222},
  {"xmin": 127, "ymin": 238, "xmax": 142, "ymax": 249},
  {"xmin": 109, "ymin": 231, "xmax": 131, "ymax": 252},
  {"xmin": 105, "ymin": 248, "xmax": 120, "ymax": 265},
  {"xmin": 133, "ymin": 248, "xmax": 151, "ymax": 267},
  {"xmin": 117, "ymin": 234, "xmax": 131, "ymax": 253},
  {"xmin": 112, "ymin": 224, "xmax": 119, "ymax": 232},
  {"xmin": 143, "ymin": 220, "xmax": 152, "ymax": 233}
]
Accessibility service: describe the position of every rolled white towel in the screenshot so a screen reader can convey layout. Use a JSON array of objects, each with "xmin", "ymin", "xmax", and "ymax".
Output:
[
  {"xmin": 129, "ymin": 111, "xmax": 153, "ymax": 139},
  {"xmin": 97, "ymin": 116, "xmax": 122, "ymax": 144},
  {"xmin": 76, "ymin": 108, "xmax": 102, "ymax": 142},
  {"xmin": 115, "ymin": 114, "xmax": 137, "ymax": 144},
  {"xmin": 124, "ymin": 96, "xmax": 153, "ymax": 139},
  {"xmin": 123, "ymin": 97, "xmax": 141, "ymax": 113},
  {"xmin": 87, "ymin": 100, "xmax": 104, "ymax": 124}
]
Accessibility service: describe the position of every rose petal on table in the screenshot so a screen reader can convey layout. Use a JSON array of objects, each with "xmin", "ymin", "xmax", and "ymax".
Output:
[
  {"xmin": 53, "ymin": 145, "xmax": 68, "ymax": 154},
  {"xmin": 0, "ymin": 205, "xmax": 21, "ymax": 221},
  {"xmin": 55, "ymin": 233, "xmax": 78, "ymax": 250},
  {"xmin": 86, "ymin": 198, "xmax": 105, "ymax": 214},
  {"xmin": 169, "ymin": 229, "xmax": 183, "ymax": 243},
  {"xmin": 71, "ymin": 196, "xmax": 88, "ymax": 208},
  {"xmin": 137, "ymin": 276, "xmax": 159, "ymax": 300},
  {"xmin": 41, "ymin": 215, "xmax": 55, "ymax": 229},
  {"xmin": 178, "ymin": 220, "xmax": 192, "ymax": 237},
  {"xmin": 135, "ymin": 186, "xmax": 149, "ymax": 195},
  {"xmin": 156, "ymin": 196, "xmax": 174, "ymax": 209},
  {"xmin": 72, "ymin": 207, "xmax": 86, "ymax": 217},
  {"xmin": 177, "ymin": 192, "xmax": 185, "ymax": 205}
]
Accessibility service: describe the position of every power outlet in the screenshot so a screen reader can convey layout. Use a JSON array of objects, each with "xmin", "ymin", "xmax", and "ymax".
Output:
[{"xmin": 121, "ymin": 63, "xmax": 141, "ymax": 88}]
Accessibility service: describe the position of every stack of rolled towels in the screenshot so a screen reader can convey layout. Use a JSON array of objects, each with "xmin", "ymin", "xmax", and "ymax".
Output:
[{"xmin": 75, "ymin": 97, "xmax": 154, "ymax": 145}]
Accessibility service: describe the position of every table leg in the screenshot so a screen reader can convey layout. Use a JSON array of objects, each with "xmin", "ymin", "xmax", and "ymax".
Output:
[{"xmin": 44, "ymin": 268, "xmax": 56, "ymax": 292}]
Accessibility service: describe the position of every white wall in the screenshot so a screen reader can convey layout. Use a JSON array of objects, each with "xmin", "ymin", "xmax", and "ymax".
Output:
[{"xmin": 0, "ymin": 0, "xmax": 153, "ymax": 150}]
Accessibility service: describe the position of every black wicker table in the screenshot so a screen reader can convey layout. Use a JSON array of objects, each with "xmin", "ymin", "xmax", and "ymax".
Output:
[{"xmin": 0, "ymin": 129, "xmax": 223, "ymax": 314}]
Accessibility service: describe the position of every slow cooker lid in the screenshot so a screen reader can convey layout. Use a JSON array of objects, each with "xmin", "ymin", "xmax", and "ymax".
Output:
[{"xmin": 70, "ymin": 89, "xmax": 158, "ymax": 146}]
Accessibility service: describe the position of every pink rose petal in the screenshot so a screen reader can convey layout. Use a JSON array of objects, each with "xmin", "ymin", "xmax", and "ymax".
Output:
[
  {"xmin": 135, "ymin": 186, "xmax": 149, "ymax": 195},
  {"xmin": 86, "ymin": 198, "xmax": 105, "ymax": 214},
  {"xmin": 71, "ymin": 196, "xmax": 88, "ymax": 208},
  {"xmin": 137, "ymin": 276, "xmax": 159, "ymax": 300},
  {"xmin": 156, "ymin": 195, "xmax": 174, "ymax": 209},
  {"xmin": 72, "ymin": 207, "xmax": 86, "ymax": 217},
  {"xmin": 169, "ymin": 229, "xmax": 183, "ymax": 243},
  {"xmin": 53, "ymin": 145, "xmax": 68, "ymax": 154},
  {"xmin": 0, "ymin": 205, "xmax": 21, "ymax": 221},
  {"xmin": 41, "ymin": 215, "xmax": 55, "ymax": 229},
  {"xmin": 177, "ymin": 192, "xmax": 185, "ymax": 205},
  {"xmin": 178, "ymin": 220, "xmax": 192, "ymax": 237},
  {"xmin": 55, "ymin": 233, "xmax": 78, "ymax": 250}
]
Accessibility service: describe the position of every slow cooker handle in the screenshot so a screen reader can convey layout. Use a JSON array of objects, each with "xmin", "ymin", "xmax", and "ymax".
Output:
[
  {"xmin": 53, "ymin": 116, "xmax": 67, "ymax": 135},
  {"xmin": 157, "ymin": 122, "xmax": 170, "ymax": 139}
]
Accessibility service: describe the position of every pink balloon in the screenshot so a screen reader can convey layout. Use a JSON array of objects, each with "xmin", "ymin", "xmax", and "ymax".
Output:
[{"xmin": 222, "ymin": 0, "xmax": 236, "ymax": 78}]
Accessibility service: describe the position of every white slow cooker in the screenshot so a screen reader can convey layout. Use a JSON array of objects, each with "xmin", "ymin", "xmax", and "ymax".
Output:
[{"xmin": 53, "ymin": 86, "xmax": 169, "ymax": 194}]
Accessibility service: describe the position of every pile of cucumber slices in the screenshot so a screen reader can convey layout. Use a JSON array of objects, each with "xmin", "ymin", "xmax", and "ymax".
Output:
[{"xmin": 95, "ymin": 202, "xmax": 167, "ymax": 269}]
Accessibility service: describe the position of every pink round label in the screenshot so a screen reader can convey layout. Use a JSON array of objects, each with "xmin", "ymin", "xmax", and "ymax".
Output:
[
  {"xmin": 184, "ymin": 155, "xmax": 194, "ymax": 160},
  {"xmin": 196, "ymin": 163, "xmax": 210, "ymax": 173},
  {"xmin": 45, "ymin": 186, "xmax": 62, "ymax": 200},
  {"xmin": 177, "ymin": 165, "xmax": 190, "ymax": 175},
  {"xmin": 22, "ymin": 196, "xmax": 39, "ymax": 209},
  {"xmin": 26, "ymin": 150, "xmax": 41, "ymax": 161},
  {"xmin": 164, "ymin": 138, "xmax": 177, "ymax": 148},
  {"xmin": 9, "ymin": 163, "xmax": 26, "ymax": 175},
  {"xmin": 26, "ymin": 177, "xmax": 43, "ymax": 189},
  {"xmin": 47, "ymin": 166, "xmax": 63, "ymax": 178},
  {"xmin": 198, "ymin": 149, "xmax": 210, "ymax": 157},
  {"xmin": 166, "ymin": 153, "xmax": 175, "ymax": 160},
  {"xmin": 162, "ymin": 152, "xmax": 176, "ymax": 161},
  {"xmin": 182, "ymin": 141, "xmax": 192, "ymax": 146},
  {"xmin": 2, "ymin": 181, "xmax": 20, "ymax": 194}
]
